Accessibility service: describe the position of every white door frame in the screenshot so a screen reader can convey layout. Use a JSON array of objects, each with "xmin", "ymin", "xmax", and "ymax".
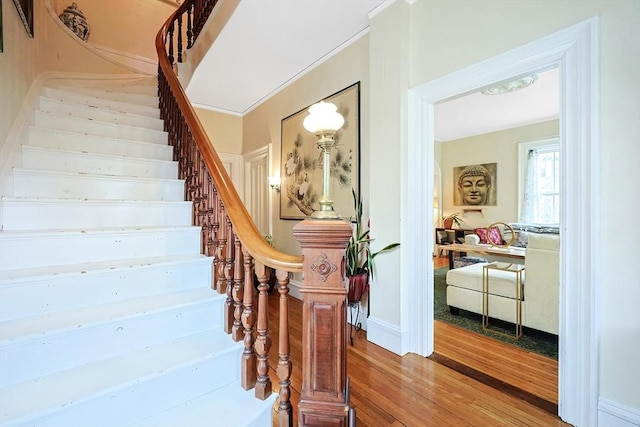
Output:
[{"xmin": 404, "ymin": 18, "xmax": 599, "ymax": 426}]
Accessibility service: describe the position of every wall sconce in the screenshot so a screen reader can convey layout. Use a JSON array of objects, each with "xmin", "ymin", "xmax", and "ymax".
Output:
[
  {"xmin": 303, "ymin": 101, "xmax": 344, "ymax": 220},
  {"xmin": 269, "ymin": 176, "xmax": 281, "ymax": 192}
]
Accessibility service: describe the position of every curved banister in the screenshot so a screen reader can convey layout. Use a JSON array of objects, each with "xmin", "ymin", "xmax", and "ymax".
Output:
[
  {"xmin": 155, "ymin": 4, "xmax": 303, "ymax": 273},
  {"xmin": 155, "ymin": 5, "xmax": 353, "ymax": 424}
]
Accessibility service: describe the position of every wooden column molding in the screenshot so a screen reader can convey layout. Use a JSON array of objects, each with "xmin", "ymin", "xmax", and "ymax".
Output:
[{"xmin": 292, "ymin": 218, "xmax": 353, "ymax": 427}]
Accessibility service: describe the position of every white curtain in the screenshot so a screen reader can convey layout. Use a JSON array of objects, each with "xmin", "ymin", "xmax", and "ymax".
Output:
[{"xmin": 519, "ymin": 148, "xmax": 537, "ymax": 223}]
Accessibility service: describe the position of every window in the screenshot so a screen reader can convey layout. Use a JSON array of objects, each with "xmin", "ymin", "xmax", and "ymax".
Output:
[{"xmin": 518, "ymin": 138, "xmax": 560, "ymax": 225}]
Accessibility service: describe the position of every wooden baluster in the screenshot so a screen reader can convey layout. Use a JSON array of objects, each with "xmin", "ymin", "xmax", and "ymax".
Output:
[
  {"xmin": 201, "ymin": 170, "xmax": 214, "ymax": 259},
  {"xmin": 292, "ymin": 219, "xmax": 353, "ymax": 426},
  {"xmin": 216, "ymin": 204, "xmax": 231, "ymax": 333},
  {"xmin": 186, "ymin": 2, "xmax": 193, "ymax": 48},
  {"xmin": 211, "ymin": 189, "xmax": 223, "ymax": 292},
  {"xmin": 254, "ymin": 262, "xmax": 272, "ymax": 400},
  {"xmin": 177, "ymin": 13, "xmax": 183, "ymax": 63},
  {"xmin": 223, "ymin": 211, "xmax": 236, "ymax": 334},
  {"xmin": 241, "ymin": 252, "xmax": 257, "ymax": 390},
  {"xmin": 231, "ymin": 233, "xmax": 244, "ymax": 342},
  {"xmin": 168, "ymin": 20, "xmax": 175, "ymax": 66},
  {"xmin": 276, "ymin": 269, "xmax": 293, "ymax": 427}
]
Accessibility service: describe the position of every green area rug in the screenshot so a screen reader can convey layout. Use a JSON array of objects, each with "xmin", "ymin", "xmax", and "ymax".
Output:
[{"xmin": 434, "ymin": 267, "xmax": 558, "ymax": 360}]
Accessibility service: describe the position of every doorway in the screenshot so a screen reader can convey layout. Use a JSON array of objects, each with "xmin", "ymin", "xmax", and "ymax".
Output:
[
  {"xmin": 431, "ymin": 67, "xmax": 560, "ymax": 406},
  {"xmin": 403, "ymin": 18, "xmax": 599, "ymax": 426}
]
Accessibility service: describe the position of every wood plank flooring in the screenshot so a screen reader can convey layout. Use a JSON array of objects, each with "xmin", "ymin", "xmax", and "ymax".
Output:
[
  {"xmin": 432, "ymin": 255, "xmax": 559, "ymax": 408},
  {"xmin": 268, "ymin": 282, "xmax": 568, "ymax": 426}
]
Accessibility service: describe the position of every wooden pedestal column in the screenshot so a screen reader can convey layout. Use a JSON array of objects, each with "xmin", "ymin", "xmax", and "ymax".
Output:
[{"xmin": 292, "ymin": 218, "xmax": 353, "ymax": 427}]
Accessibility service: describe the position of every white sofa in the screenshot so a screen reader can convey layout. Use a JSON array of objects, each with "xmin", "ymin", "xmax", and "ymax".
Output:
[{"xmin": 445, "ymin": 232, "xmax": 560, "ymax": 335}]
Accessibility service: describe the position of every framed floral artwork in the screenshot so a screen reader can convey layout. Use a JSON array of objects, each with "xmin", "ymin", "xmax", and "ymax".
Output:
[{"xmin": 280, "ymin": 82, "xmax": 360, "ymax": 220}]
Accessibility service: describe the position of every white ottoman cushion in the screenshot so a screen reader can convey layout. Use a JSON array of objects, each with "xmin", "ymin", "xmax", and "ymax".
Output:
[{"xmin": 446, "ymin": 263, "xmax": 525, "ymax": 299}]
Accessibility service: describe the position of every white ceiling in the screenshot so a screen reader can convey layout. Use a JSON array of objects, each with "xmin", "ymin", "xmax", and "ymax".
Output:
[
  {"xmin": 186, "ymin": 0, "xmax": 387, "ymax": 114},
  {"xmin": 434, "ymin": 68, "xmax": 559, "ymax": 141},
  {"xmin": 185, "ymin": 0, "xmax": 559, "ymax": 141}
]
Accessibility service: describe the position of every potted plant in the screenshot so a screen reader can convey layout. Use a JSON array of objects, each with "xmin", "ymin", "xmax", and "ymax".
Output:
[
  {"xmin": 346, "ymin": 189, "xmax": 400, "ymax": 304},
  {"xmin": 442, "ymin": 212, "xmax": 465, "ymax": 229}
]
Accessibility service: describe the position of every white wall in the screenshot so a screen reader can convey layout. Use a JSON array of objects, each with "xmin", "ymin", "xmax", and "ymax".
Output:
[{"xmin": 367, "ymin": 0, "xmax": 639, "ymax": 418}]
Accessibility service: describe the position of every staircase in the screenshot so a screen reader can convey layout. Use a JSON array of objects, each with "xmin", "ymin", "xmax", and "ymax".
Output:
[{"xmin": 0, "ymin": 79, "xmax": 275, "ymax": 427}]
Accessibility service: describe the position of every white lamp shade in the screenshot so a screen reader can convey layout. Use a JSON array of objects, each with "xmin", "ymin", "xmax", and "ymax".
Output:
[{"xmin": 303, "ymin": 101, "xmax": 344, "ymax": 133}]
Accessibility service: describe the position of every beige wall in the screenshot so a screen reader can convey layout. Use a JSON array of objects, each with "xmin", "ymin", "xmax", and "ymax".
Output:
[
  {"xmin": 50, "ymin": 0, "xmax": 174, "ymax": 61},
  {"xmin": 242, "ymin": 36, "xmax": 369, "ymax": 257},
  {"xmin": 1, "ymin": 0, "xmax": 151, "ymax": 153},
  {"xmin": 439, "ymin": 120, "xmax": 559, "ymax": 229},
  {"xmin": 0, "ymin": 0, "xmax": 38, "ymax": 149},
  {"xmin": 194, "ymin": 107, "xmax": 243, "ymax": 154},
  {"xmin": 367, "ymin": 0, "xmax": 639, "ymax": 411}
]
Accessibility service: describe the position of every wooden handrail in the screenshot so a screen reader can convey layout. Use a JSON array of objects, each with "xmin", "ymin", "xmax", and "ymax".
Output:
[
  {"xmin": 155, "ymin": 2, "xmax": 303, "ymax": 273},
  {"xmin": 156, "ymin": 3, "xmax": 354, "ymax": 425}
]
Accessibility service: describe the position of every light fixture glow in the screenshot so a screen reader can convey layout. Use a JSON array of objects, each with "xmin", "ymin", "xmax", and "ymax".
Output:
[
  {"xmin": 481, "ymin": 74, "xmax": 538, "ymax": 95},
  {"xmin": 303, "ymin": 101, "xmax": 344, "ymax": 133},
  {"xmin": 268, "ymin": 176, "xmax": 281, "ymax": 192}
]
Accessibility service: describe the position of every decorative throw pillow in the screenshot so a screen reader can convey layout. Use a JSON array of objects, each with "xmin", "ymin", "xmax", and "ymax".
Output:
[{"xmin": 474, "ymin": 227, "xmax": 504, "ymax": 245}]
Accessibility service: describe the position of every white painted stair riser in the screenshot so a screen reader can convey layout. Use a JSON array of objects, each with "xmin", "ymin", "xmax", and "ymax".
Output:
[
  {"xmin": 0, "ymin": 332, "xmax": 242, "ymax": 427},
  {"xmin": 12, "ymin": 169, "xmax": 185, "ymax": 201},
  {"xmin": 52, "ymin": 80, "xmax": 158, "ymax": 98},
  {"xmin": 38, "ymin": 97, "xmax": 165, "ymax": 131},
  {"xmin": 131, "ymin": 383, "xmax": 277, "ymax": 427},
  {"xmin": 34, "ymin": 111, "xmax": 168, "ymax": 145},
  {"xmin": 0, "ymin": 198, "xmax": 192, "ymax": 231},
  {"xmin": 43, "ymin": 87, "xmax": 160, "ymax": 118},
  {"xmin": 28, "ymin": 127, "xmax": 174, "ymax": 160},
  {"xmin": 21, "ymin": 146, "xmax": 179, "ymax": 179},
  {"xmin": 0, "ymin": 291, "xmax": 224, "ymax": 387},
  {"xmin": 49, "ymin": 86, "xmax": 160, "ymax": 108},
  {"xmin": 0, "ymin": 227, "xmax": 202, "ymax": 271},
  {"xmin": 0, "ymin": 255, "xmax": 213, "ymax": 321}
]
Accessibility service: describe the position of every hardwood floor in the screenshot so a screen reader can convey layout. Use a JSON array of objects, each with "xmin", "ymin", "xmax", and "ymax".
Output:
[
  {"xmin": 432, "ymin": 255, "xmax": 559, "ymax": 408},
  {"xmin": 267, "ymin": 281, "xmax": 568, "ymax": 426}
]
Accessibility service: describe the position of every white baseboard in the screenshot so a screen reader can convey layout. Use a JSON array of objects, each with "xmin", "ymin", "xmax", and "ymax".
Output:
[
  {"xmin": 366, "ymin": 316, "xmax": 402, "ymax": 355},
  {"xmin": 599, "ymin": 398, "xmax": 640, "ymax": 426},
  {"xmin": 287, "ymin": 279, "xmax": 303, "ymax": 301}
]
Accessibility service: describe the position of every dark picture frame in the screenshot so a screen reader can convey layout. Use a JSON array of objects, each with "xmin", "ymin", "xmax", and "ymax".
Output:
[
  {"xmin": 13, "ymin": 0, "xmax": 33, "ymax": 38},
  {"xmin": 1, "ymin": 0, "xmax": 4, "ymax": 52},
  {"xmin": 279, "ymin": 82, "xmax": 360, "ymax": 220},
  {"xmin": 453, "ymin": 162, "xmax": 498, "ymax": 206}
]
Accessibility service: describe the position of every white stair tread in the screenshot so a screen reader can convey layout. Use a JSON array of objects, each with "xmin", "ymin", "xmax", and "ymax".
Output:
[
  {"xmin": 0, "ymin": 196, "xmax": 190, "ymax": 207},
  {"xmin": 131, "ymin": 381, "xmax": 276, "ymax": 427},
  {"xmin": 20, "ymin": 145, "xmax": 177, "ymax": 179},
  {"xmin": 51, "ymin": 79, "xmax": 158, "ymax": 97},
  {"xmin": 0, "ymin": 225, "xmax": 199, "ymax": 238},
  {"xmin": 43, "ymin": 87, "xmax": 160, "ymax": 118},
  {"xmin": 38, "ymin": 97, "xmax": 165, "ymax": 130},
  {"xmin": 29, "ymin": 126, "xmax": 174, "ymax": 155},
  {"xmin": 22, "ymin": 145, "xmax": 175, "ymax": 166},
  {"xmin": 12, "ymin": 167, "xmax": 183, "ymax": 184},
  {"xmin": 0, "ymin": 253, "xmax": 209, "ymax": 284},
  {"xmin": 0, "ymin": 287, "xmax": 220, "ymax": 343},
  {"xmin": 35, "ymin": 110, "xmax": 167, "ymax": 140},
  {"xmin": 50, "ymin": 86, "xmax": 159, "ymax": 107},
  {"xmin": 0, "ymin": 328, "xmax": 240, "ymax": 425}
]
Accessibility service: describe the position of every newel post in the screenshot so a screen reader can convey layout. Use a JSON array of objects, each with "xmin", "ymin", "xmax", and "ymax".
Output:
[{"xmin": 292, "ymin": 218, "xmax": 353, "ymax": 426}]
